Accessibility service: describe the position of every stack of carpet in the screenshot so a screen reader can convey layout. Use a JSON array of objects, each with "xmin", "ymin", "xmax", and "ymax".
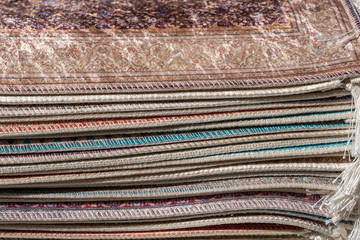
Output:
[{"xmin": 0, "ymin": 0, "xmax": 360, "ymax": 240}]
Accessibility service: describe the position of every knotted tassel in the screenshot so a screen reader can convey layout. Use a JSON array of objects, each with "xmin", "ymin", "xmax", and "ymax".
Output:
[{"xmin": 322, "ymin": 79, "xmax": 360, "ymax": 239}]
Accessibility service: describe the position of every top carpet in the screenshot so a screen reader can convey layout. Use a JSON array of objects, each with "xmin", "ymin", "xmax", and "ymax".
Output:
[{"xmin": 1, "ymin": 0, "xmax": 360, "ymax": 93}]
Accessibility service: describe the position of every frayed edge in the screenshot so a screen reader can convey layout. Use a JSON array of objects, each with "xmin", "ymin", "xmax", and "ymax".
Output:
[
  {"xmin": 321, "ymin": 79, "xmax": 360, "ymax": 239},
  {"xmin": 307, "ymin": 226, "xmax": 348, "ymax": 240}
]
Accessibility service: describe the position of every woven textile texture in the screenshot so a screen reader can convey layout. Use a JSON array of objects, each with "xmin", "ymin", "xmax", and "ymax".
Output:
[
  {"xmin": 1, "ymin": 0, "xmax": 360, "ymax": 93},
  {"xmin": 1, "ymin": 0, "xmax": 360, "ymax": 239}
]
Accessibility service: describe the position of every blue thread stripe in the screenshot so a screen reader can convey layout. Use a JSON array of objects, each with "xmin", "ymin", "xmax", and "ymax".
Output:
[{"xmin": 0, "ymin": 122, "xmax": 349, "ymax": 153}]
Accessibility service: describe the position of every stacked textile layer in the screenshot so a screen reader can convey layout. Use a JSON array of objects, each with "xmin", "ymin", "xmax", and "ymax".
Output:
[
  {"xmin": 0, "ymin": 84, "xmax": 355, "ymax": 240},
  {"xmin": 0, "ymin": 0, "xmax": 360, "ymax": 239}
]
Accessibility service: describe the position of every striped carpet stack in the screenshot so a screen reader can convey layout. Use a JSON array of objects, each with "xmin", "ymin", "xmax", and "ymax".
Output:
[{"xmin": 0, "ymin": 0, "xmax": 360, "ymax": 240}]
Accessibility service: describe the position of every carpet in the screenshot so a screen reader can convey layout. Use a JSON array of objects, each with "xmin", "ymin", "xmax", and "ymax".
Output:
[
  {"xmin": 1, "ymin": 0, "xmax": 360, "ymax": 239},
  {"xmin": 1, "ymin": 0, "xmax": 360, "ymax": 93}
]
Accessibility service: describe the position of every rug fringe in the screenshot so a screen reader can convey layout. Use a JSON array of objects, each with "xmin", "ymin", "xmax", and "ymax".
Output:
[
  {"xmin": 348, "ymin": 210, "xmax": 360, "ymax": 240},
  {"xmin": 332, "ymin": 226, "xmax": 348, "ymax": 240},
  {"xmin": 309, "ymin": 226, "xmax": 348, "ymax": 240},
  {"xmin": 331, "ymin": 2, "xmax": 360, "ymax": 237},
  {"xmin": 322, "ymin": 79, "xmax": 360, "ymax": 239},
  {"xmin": 347, "ymin": 80, "xmax": 360, "ymax": 239}
]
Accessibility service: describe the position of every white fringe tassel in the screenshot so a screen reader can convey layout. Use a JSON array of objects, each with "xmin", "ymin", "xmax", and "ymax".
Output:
[
  {"xmin": 348, "ymin": 81, "xmax": 360, "ymax": 240},
  {"xmin": 349, "ymin": 209, "xmax": 360, "ymax": 240},
  {"xmin": 323, "ymin": 80, "xmax": 360, "ymax": 240}
]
